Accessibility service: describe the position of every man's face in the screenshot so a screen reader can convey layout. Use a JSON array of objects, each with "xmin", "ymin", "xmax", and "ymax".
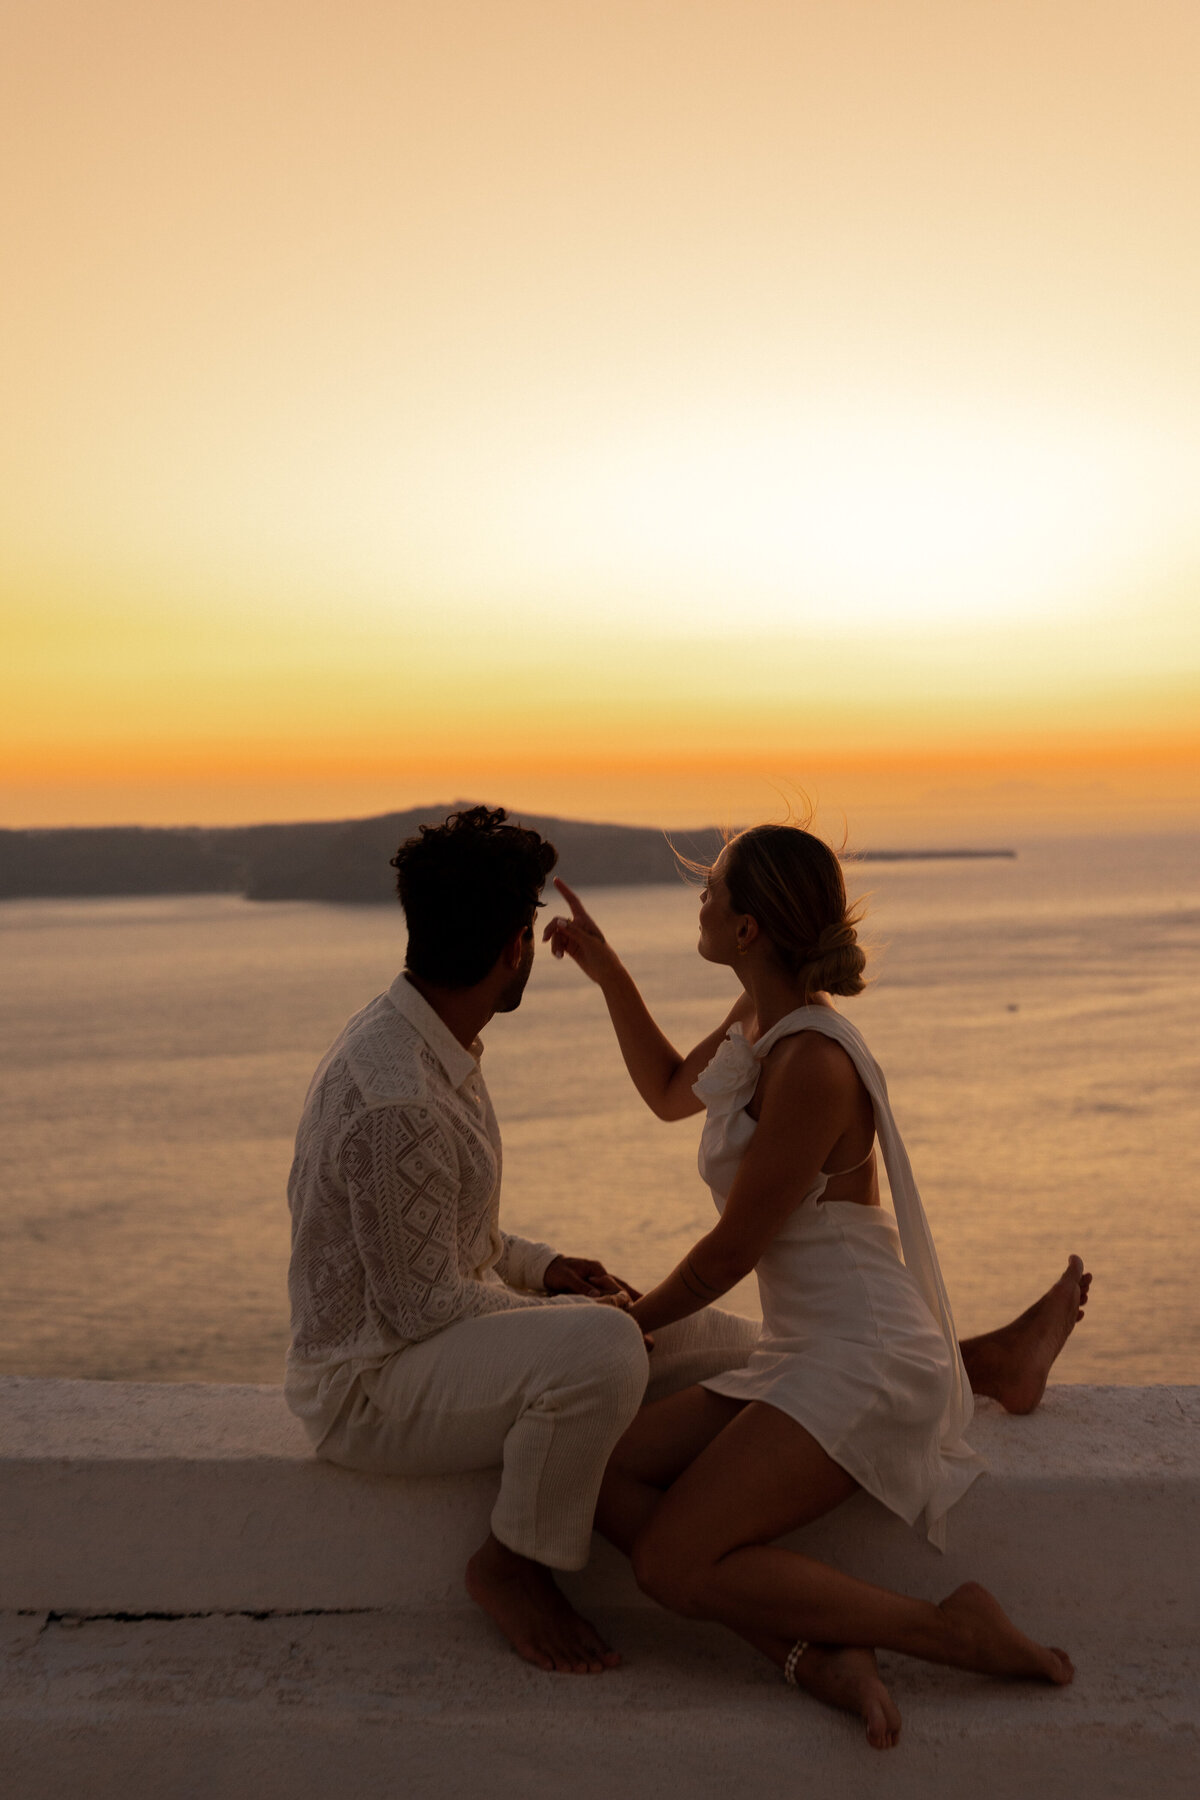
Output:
[{"xmin": 494, "ymin": 926, "xmax": 535, "ymax": 1013}]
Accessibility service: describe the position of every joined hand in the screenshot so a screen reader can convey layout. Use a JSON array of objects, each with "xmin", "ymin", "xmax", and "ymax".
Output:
[{"xmin": 542, "ymin": 1254, "xmax": 641, "ymax": 1303}]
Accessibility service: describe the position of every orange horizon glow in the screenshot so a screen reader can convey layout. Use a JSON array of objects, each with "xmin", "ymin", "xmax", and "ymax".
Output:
[
  {"xmin": 5, "ymin": 726, "xmax": 1197, "ymax": 838},
  {"xmin": 8, "ymin": 726, "xmax": 1199, "ymax": 784}
]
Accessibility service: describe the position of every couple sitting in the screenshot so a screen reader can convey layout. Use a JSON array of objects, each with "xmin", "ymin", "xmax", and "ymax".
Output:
[{"xmin": 285, "ymin": 805, "xmax": 1089, "ymax": 1749}]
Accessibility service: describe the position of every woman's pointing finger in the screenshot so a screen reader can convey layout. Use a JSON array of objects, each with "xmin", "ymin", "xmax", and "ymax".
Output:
[{"xmin": 553, "ymin": 877, "xmax": 602, "ymax": 934}]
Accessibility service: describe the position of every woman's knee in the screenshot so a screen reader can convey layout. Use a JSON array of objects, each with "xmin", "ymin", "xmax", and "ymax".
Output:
[{"xmin": 630, "ymin": 1526, "xmax": 713, "ymax": 1619}]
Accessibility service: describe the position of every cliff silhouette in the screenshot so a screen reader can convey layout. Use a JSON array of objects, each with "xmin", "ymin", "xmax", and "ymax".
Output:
[{"xmin": 0, "ymin": 806, "xmax": 1013, "ymax": 902}]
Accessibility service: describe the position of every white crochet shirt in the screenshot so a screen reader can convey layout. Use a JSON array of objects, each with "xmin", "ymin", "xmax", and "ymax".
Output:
[{"xmin": 285, "ymin": 971, "xmax": 563, "ymax": 1426}]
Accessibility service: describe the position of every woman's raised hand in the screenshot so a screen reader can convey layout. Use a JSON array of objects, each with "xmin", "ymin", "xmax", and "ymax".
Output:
[{"xmin": 542, "ymin": 878, "xmax": 620, "ymax": 985}]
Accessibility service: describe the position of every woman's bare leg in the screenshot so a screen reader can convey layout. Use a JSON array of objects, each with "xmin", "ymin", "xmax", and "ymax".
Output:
[
  {"xmin": 596, "ymin": 1387, "xmax": 901, "ymax": 1749},
  {"xmin": 629, "ymin": 1399, "xmax": 1073, "ymax": 1686}
]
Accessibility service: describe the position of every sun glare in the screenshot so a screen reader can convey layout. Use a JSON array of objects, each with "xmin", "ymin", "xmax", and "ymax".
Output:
[{"xmin": 466, "ymin": 407, "xmax": 1158, "ymax": 632}]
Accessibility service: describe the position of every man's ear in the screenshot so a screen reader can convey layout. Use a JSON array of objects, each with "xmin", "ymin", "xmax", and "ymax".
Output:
[{"xmin": 501, "ymin": 926, "xmax": 529, "ymax": 970}]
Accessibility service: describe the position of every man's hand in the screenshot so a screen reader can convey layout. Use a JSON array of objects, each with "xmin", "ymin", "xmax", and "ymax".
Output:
[{"xmin": 543, "ymin": 1255, "xmax": 642, "ymax": 1301}]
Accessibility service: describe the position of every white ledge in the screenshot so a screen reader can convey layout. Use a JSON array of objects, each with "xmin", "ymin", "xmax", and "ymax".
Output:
[
  {"xmin": 2, "ymin": 1377, "xmax": 1198, "ymax": 1630},
  {"xmin": 2, "ymin": 1379, "xmax": 1198, "ymax": 1799}
]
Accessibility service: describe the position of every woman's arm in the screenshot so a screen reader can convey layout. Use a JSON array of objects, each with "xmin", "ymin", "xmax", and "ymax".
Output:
[
  {"xmin": 543, "ymin": 878, "xmax": 750, "ymax": 1120},
  {"xmin": 630, "ymin": 1034, "xmax": 855, "ymax": 1332}
]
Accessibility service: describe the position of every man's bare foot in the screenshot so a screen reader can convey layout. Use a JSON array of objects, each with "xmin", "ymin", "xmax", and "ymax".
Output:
[
  {"xmin": 961, "ymin": 1255, "xmax": 1092, "ymax": 1414},
  {"xmin": 790, "ymin": 1644, "xmax": 902, "ymax": 1750},
  {"xmin": 465, "ymin": 1533, "xmax": 620, "ymax": 1674},
  {"xmin": 935, "ymin": 1583, "xmax": 1074, "ymax": 1685}
]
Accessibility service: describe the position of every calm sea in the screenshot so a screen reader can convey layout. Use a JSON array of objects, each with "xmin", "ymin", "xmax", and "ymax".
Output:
[{"xmin": 1, "ymin": 831, "xmax": 1197, "ymax": 1386}]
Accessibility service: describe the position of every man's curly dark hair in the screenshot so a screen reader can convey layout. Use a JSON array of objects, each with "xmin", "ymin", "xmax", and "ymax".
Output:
[{"xmin": 389, "ymin": 805, "xmax": 558, "ymax": 988}]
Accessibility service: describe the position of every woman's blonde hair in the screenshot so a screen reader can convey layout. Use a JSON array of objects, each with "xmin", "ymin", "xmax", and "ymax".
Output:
[{"xmin": 722, "ymin": 822, "xmax": 867, "ymax": 998}]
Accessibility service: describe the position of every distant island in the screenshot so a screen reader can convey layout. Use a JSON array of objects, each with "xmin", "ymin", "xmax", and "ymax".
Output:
[{"xmin": 0, "ymin": 805, "xmax": 1016, "ymax": 902}]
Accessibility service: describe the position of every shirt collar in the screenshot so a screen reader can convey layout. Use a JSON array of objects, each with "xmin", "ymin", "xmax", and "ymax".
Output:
[{"xmin": 386, "ymin": 972, "xmax": 482, "ymax": 1090}]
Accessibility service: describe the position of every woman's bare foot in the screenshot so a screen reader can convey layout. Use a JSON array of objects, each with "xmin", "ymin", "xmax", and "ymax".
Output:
[
  {"xmin": 465, "ymin": 1533, "xmax": 620, "ymax": 1674},
  {"xmin": 960, "ymin": 1255, "xmax": 1092, "ymax": 1414},
  {"xmin": 791, "ymin": 1644, "xmax": 902, "ymax": 1750},
  {"xmin": 935, "ymin": 1583, "xmax": 1074, "ymax": 1685}
]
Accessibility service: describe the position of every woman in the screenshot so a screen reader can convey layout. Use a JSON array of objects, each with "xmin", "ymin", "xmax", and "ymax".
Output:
[{"xmin": 544, "ymin": 822, "xmax": 1073, "ymax": 1748}]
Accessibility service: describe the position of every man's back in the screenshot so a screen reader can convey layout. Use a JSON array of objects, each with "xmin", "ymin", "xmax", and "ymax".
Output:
[{"xmin": 285, "ymin": 972, "xmax": 555, "ymax": 1433}]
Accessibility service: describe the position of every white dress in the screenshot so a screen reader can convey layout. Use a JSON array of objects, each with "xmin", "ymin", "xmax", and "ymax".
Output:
[{"xmin": 696, "ymin": 1006, "xmax": 983, "ymax": 1547}]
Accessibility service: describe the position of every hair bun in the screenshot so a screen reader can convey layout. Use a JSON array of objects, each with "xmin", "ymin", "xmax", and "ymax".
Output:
[
  {"xmin": 809, "ymin": 919, "xmax": 857, "ymax": 960},
  {"xmin": 801, "ymin": 916, "xmax": 867, "ymax": 997}
]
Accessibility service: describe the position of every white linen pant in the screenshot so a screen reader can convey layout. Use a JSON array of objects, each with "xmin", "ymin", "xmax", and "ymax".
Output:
[{"xmin": 313, "ymin": 1301, "xmax": 760, "ymax": 1570}]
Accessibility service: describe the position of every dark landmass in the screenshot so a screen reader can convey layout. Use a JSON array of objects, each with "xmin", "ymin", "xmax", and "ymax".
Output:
[
  {"xmin": 0, "ymin": 806, "xmax": 1016, "ymax": 902},
  {"xmin": 853, "ymin": 848, "xmax": 1017, "ymax": 862}
]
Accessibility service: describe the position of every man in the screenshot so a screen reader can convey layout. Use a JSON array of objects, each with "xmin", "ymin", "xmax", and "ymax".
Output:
[{"xmin": 286, "ymin": 805, "xmax": 1089, "ymax": 1674}]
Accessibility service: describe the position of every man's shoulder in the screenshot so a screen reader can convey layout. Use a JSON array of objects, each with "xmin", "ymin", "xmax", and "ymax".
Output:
[{"xmin": 329, "ymin": 990, "xmax": 444, "ymax": 1112}]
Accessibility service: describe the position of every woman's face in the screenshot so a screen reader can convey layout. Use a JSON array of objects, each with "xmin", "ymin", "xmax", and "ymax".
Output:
[{"xmin": 697, "ymin": 853, "xmax": 740, "ymax": 964}]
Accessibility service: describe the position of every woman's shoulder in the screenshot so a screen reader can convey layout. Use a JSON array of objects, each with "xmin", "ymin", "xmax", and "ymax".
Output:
[
  {"xmin": 746, "ymin": 1025, "xmax": 865, "ymax": 1136},
  {"xmin": 766, "ymin": 1019, "xmax": 853, "ymax": 1065},
  {"xmin": 760, "ymin": 1015, "xmax": 865, "ymax": 1094}
]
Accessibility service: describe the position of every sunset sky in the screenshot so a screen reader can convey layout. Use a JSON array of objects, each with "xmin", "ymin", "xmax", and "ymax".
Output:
[{"xmin": 3, "ymin": 0, "xmax": 1198, "ymax": 838}]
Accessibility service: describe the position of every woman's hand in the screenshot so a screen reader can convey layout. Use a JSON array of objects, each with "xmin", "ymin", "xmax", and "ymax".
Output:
[
  {"xmin": 544, "ymin": 1260, "xmax": 654, "ymax": 1347},
  {"xmin": 543, "ymin": 874, "xmax": 728, "ymax": 1122},
  {"xmin": 542, "ymin": 878, "xmax": 622, "ymax": 986}
]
